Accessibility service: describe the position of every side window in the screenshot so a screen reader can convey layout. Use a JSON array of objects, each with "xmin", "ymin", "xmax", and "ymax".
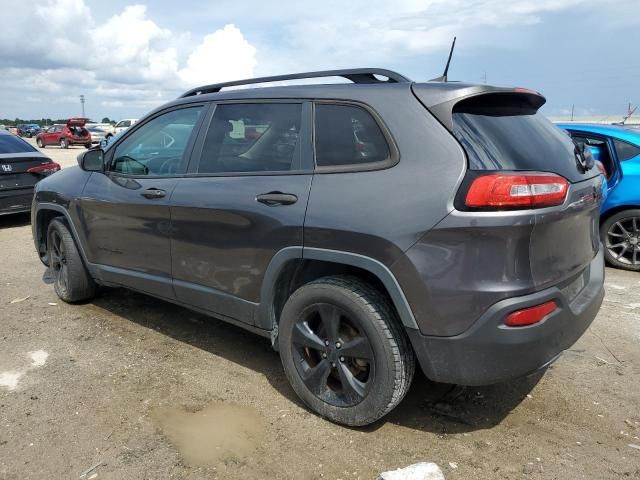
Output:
[
  {"xmin": 613, "ymin": 138, "xmax": 640, "ymax": 161},
  {"xmin": 197, "ymin": 103, "xmax": 302, "ymax": 174},
  {"xmin": 315, "ymin": 104, "xmax": 391, "ymax": 168},
  {"xmin": 111, "ymin": 107, "xmax": 203, "ymax": 176}
]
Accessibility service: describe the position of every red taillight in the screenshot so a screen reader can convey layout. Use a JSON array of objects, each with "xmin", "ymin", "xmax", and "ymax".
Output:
[
  {"xmin": 27, "ymin": 162, "xmax": 61, "ymax": 175},
  {"xmin": 465, "ymin": 172, "xmax": 568, "ymax": 209},
  {"xmin": 505, "ymin": 301, "xmax": 557, "ymax": 327}
]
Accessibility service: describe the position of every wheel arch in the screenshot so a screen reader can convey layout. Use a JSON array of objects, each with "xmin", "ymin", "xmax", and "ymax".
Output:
[
  {"xmin": 600, "ymin": 204, "xmax": 640, "ymax": 224},
  {"xmin": 34, "ymin": 203, "xmax": 90, "ymax": 268},
  {"xmin": 256, "ymin": 247, "xmax": 419, "ymax": 333}
]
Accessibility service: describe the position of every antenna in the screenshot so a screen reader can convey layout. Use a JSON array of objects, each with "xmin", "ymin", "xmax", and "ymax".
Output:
[
  {"xmin": 622, "ymin": 102, "xmax": 637, "ymax": 124},
  {"xmin": 430, "ymin": 37, "xmax": 457, "ymax": 82}
]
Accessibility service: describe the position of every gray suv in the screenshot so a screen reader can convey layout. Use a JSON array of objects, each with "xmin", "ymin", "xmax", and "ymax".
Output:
[{"xmin": 31, "ymin": 69, "xmax": 605, "ymax": 426}]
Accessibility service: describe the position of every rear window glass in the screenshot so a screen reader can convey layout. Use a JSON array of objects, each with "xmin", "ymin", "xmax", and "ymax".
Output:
[
  {"xmin": 453, "ymin": 110, "xmax": 578, "ymax": 172},
  {"xmin": 198, "ymin": 103, "xmax": 302, "ymax": 174},
  {"xmin": 315, "ymin": 104, "xmax": 390, "ymax": 168},
  {"xmin": 0, "ymin": 135, "xmax": 37, "ymax": 154},
  {"xmin": 613, "ymin": 138, "xmax": 640, "ymax": 161}
]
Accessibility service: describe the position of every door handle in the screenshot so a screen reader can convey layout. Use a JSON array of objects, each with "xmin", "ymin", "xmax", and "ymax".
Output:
[
  {"xmin": 142, "ymin": 188, "xmax": 167, "ymax": 199},
  {"xmin": 256, "ymin": 192, "xmax": 298, "ymax": 206}
]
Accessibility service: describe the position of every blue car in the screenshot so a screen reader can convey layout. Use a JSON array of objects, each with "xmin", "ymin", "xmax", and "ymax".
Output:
[{"xmin": 558, "ymin": 123, "xmax": 640, "ymax": 271}]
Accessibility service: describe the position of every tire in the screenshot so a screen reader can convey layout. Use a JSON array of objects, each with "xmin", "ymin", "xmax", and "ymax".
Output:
[
  {"xmin": 278, "ymin": 275, "xmax": 415, "ymax": 426},
  {"xmin": 59, "ymin": 138, "xmax": 68, "ymax": 149},
  {"xmin": 36, "ymin": 138, "xmax": 45, "ymax": 148},
  {"xmin": 601, "ymin": 209, "xmax": 640, "ymax": 271},
  {"xmin": 85, "ymin": 143, "xmax": 91, "ymax": 149},
  {"xmin": 47, "ymin": 219, "xmax": 96, "ymax": 302},
  {"xmin": 26, "ymin": 132, "xmax": 32, "ymax": 138}
]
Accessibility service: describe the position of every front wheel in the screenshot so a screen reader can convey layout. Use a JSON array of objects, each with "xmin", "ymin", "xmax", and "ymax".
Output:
[
  {"xmin": 59, "ymin": 138, "xmax": 68, "ymax": 149},
  {"xmin": 278, "ymin": 276, "xmax": 415, "ymax": 426},
  {"xmin": 601, "ymin": 209, "xmax": 640, "ymax": 271},
  {"xmin": 36, "ymin": 138, "xmax": 45, "ymax": 148},
  {"xmin": 47, "ymin": 219, "xmax": 96, "ymax": 302}
]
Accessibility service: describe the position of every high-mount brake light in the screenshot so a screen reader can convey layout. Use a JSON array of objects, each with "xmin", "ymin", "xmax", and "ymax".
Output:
[{"xmin": 465, "ymin": 172, "xmax": 568, "ymax": 209}]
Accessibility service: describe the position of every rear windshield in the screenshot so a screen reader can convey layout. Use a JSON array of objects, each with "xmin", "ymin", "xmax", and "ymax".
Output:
[
  {"xmin": 0, "ymin": 135, "xmax": 37, "ymax": 154},
  {"xmin": 452, "ymin": 94, "xmax": 593, "ymax": 182}
]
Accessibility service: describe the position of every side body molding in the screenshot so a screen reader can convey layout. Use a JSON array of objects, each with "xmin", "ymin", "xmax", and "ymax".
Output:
[{"xmin": 255, "ymin": 246, "xmax": 419, "ymax": 331}]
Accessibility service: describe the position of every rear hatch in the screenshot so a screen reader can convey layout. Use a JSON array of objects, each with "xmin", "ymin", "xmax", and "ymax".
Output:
[{"xmin": 414, "ymin": 86, "xmax": 602, "ymax": 289}]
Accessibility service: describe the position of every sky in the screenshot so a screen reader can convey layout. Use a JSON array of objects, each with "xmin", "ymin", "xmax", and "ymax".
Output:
[{"xmin": 0, "ymin": 0, "xmax": 638, "ymax": 121}]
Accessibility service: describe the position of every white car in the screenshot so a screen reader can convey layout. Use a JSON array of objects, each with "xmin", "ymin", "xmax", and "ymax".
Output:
[{"xmin": 114, "ymin": 119, "xmax": 138, "ymax": 134}]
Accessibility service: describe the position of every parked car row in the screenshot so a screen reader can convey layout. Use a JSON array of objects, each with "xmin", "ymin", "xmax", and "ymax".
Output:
[{"xmin": 3, "ymin": 67, "xmax": 638, "ymax": 426}]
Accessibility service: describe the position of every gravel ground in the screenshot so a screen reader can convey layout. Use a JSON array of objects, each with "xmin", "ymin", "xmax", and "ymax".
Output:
[{"xmin": 0, "ymin": 141, "xmax": 639, "ymax": 479}]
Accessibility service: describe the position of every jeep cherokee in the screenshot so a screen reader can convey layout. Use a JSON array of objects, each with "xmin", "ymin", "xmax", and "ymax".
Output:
[{"xmin": 31, "ymin": 68, "xmax": 605, "ymax": 426}]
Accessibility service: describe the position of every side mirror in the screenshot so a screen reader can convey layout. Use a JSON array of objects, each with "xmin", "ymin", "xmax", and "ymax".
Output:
[{"xmin": 78, "ymin": 149, "xmax": 104, "ymax": 172}]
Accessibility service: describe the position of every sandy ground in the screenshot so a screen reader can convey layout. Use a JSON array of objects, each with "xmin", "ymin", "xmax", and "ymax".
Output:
[{"xmin": 0, "ymin": 142, "xmax": 639, "ymax": 479}]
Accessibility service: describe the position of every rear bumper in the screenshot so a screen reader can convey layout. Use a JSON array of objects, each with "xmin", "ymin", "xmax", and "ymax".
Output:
[
  {"xmin": 0, "ymin": 188, "xmax": 34, "ymax": 215},
  {"xmin": 408, "ymin": 247, "xmax": 605, "ymax": 386}
]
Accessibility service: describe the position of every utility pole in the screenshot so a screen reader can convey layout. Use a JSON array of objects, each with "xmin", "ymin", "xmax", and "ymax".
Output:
[
  {"xmin": 482, "ymin": 72, "xmax": 487, "ymax": 84},
  {"xmin": 80, "ymin": 95, "xmax": 85, "ymax": 118},
  {"xmin": 571, "ymin": 104, "xmax": 574, "ymax": 122}
]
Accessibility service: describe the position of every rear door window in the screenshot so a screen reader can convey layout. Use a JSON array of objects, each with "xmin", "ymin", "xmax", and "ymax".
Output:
[
  {"xmin": 452, "ymin": 94, "xmax": 594, "ymax": 182},
  {"xmin": 613, "ymin": 138, "xmax": 640, "ymax": 161},
  {"xmin": 196, "ymin": 103, "xmax": 303, "ymax": 174},
  {"xmin": 314, "ymin": 104, "xmax": 392, "ymax": 169}
]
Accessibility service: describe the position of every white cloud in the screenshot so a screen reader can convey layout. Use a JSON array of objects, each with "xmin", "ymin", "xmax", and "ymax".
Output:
[
  {"xmin": 179, "ymin": 24, "xmax": 257, "ymax": 86},
  {"xmin": 0, "ymin": 0, "xmax": 637, "ymax": 118},
  {"xmin": 0, "ymin": 0, "xmax": 257, "ymax": 118}
]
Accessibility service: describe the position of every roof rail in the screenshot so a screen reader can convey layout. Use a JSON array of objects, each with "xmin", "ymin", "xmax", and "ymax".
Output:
[{"xmin": 179, "ymin": 68, "xmax": 411, "ymax": 98}]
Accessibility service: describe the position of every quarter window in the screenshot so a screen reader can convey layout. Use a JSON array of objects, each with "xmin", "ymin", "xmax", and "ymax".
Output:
[
  {"xmin": 613, "ymin": 138, "xmax": 640, "ymax": 161},
  {"xmin": 197, "ymin": 103, "xmax": 302, "ymax": 174},
  {"xmin": 314, "ymin": 104, "xmax": 391, "ymax": 168},
  {"xmin": 111, "ymin": 107, "xmax": 203, "ymax": 176}
]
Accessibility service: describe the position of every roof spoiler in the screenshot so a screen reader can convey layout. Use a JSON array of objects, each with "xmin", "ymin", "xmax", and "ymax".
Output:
[
  {"xmin": 179, "ymin": 68, "xmax": 412, "ymax": 98},
  {"xmin": 412, "ymin": 85, "xmax": 546, "ymax": 131}
]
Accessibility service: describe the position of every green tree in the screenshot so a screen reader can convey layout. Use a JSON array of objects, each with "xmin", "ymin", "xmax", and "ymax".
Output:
[{"xmin": 101, "ymin": 117, "xmax": 111, "ymax": 124}]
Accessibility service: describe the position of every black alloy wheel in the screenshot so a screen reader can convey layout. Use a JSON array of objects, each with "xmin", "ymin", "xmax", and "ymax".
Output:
[{"xmin": 291, "ymin": 302, "xmax": 374, "ymax": 407}]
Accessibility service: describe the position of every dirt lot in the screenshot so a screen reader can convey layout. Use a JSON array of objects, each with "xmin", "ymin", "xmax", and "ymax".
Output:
[{"xmin": 1, "ymin": 143, "xmax": 639, "ymax": 479}]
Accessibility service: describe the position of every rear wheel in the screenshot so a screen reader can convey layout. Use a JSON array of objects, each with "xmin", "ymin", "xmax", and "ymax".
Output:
[
  {"xmin": 278, "ymin": 275, "xmax": 415, "ymax": 426},
  {"xmin": 47, "ymin": 219, "xmax": 96, "ymax": 302},
  {"xmin": 59, "ymin": 138, "xmax": 68, "ymax": 149},
  {"xmin": 85, "ymin": 143, "xmax": 91, "ymax": 149},
  {"xmin": 36, "ymin": 138, "xmax": 45, "ymax": 148},
  {"xmin": 601, "ymin": 209, "xmax": 640, "ymax": 271}
]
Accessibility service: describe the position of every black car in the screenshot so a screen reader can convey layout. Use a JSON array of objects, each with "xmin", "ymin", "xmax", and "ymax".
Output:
[
  {"xmin": 0, "ymin": 130, "xmax": 60, "ymax": 215},
  {"xmin": 31, "ymin": 69, "xmax": 605, "ymax": 426}
]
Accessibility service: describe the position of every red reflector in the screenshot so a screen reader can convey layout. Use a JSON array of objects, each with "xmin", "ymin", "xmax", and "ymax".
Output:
[
  {"xmin": 505, "ymin": 301, "xmax": 557, "ymax": 327},
  {"xmin": 465, "ymin": 172, "xmax": 568, "ymax": 209},
  {"xmin": 27, "ymin": 162, "xmax": 61, "ymax": 174}
]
